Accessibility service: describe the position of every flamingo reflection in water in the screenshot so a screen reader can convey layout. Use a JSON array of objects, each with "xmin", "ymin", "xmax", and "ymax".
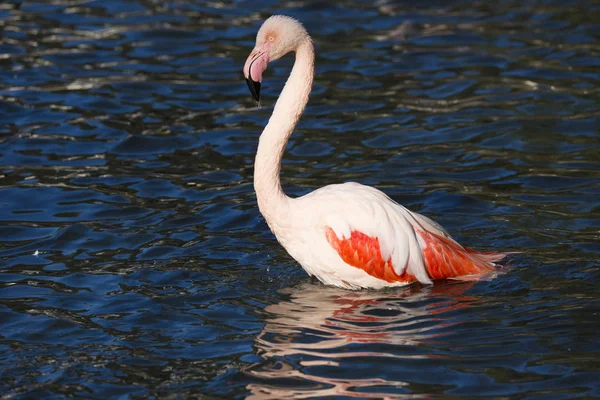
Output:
[{"xmin": 244, "ymin": 281, "xmax": 479, "ymax": 399}]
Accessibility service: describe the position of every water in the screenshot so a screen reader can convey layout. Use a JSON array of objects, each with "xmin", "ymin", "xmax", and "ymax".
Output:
[{"xmin": 1, "ymin": 0, "xmax": 599, "ymax": 398}]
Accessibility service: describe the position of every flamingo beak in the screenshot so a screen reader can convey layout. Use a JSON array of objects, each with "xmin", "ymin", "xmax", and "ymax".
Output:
[
  {"xmin": 243, "ymin": 46, "xmax": 270, "ymax": 102},
  {"xmin": 246, "ymin": 76, "xmax": 261, "ymax": 102}
]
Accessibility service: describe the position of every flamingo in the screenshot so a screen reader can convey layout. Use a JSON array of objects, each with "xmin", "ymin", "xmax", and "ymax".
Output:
[{"xmin": 243, "ymin": 15, "xmax": 509, "ymax": 290}]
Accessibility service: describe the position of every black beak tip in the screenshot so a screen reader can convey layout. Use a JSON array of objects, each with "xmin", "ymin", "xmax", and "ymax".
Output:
[{"xmin": 246, "ymin": 78, "xmax": 261, "ymax": 102}]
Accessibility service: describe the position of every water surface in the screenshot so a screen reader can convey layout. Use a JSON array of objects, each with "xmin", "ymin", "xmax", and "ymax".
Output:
[{"xmin": 1, "ymin": 0, "xmax": 599, "ymax": 398}]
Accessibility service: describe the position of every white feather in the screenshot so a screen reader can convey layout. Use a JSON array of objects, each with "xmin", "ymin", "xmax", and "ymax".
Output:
[{"xmin": 325, "ymin": 214, "xmax": 351, "ymax": 240}]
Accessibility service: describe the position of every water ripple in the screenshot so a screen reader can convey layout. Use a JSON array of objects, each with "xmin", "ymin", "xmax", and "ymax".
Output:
[{"xmin": 1, "ymin": 0, "xmax": 599, "ymax": 398}]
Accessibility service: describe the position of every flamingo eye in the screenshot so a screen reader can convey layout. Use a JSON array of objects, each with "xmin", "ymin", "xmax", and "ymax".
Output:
[{"xmin": 268, "ymin": 36, "xmax": 275, "ymax": 42}]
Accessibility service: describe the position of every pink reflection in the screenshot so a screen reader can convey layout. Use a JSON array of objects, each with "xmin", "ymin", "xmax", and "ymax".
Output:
[{"xmin": 245, "ymin": 281, "xmax": 478, "ymax": 399}]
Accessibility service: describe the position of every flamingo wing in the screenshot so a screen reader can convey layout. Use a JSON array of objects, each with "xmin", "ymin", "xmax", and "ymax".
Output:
[
  {"xmin": 413, "ymin": 226, "xmax": 499, "ymax": 280},
  {"xmin": 320, "ymin": 183, "xmax": 507, "ymax": 285},
  {"xmin": 325, "ymin": 226, "xmax": 416, "ymax": 284},
  {"xmin": 320, "ymin": 184, "xmax": 431, "ymax": 285}
]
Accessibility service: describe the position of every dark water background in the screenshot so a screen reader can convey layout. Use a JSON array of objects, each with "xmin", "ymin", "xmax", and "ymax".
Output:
[{"xmin": 1, "ymin": 0, "xmax": 599, "ymax": 398}]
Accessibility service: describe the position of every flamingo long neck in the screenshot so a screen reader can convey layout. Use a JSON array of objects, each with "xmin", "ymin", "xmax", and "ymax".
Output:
[{"xmin": 254, "ymin": 40, "xmax": 314, "ymax": 228}]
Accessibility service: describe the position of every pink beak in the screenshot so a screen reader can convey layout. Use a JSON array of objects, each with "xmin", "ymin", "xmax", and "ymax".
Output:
[{"xmin": 243, "ymin": 44, "xmax": 270, "ymax": 102}]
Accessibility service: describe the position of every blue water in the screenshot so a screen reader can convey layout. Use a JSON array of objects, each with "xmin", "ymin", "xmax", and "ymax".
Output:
[{"xmin": 1, "ymin": 0, "xmax": 599, "ymax": 398}]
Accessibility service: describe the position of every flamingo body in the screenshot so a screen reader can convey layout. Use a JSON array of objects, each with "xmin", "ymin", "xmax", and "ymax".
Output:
[{"xmin": 243, "ymin": 16, "xmax": 509, "ymax": 289}]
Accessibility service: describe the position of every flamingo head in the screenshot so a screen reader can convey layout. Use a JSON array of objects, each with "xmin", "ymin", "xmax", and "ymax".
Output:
[{"xmin": 243, "ymin": 15, "xmax": 309, "ymax": 102}]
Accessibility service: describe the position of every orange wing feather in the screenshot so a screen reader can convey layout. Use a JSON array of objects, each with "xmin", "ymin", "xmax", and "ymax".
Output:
[
  {"xmin": 325, "ymin": 227, "xmax": 415, "ymax": 284},
  {"xmin": 415, "ymin": 228, "xmax": 496, "ymax": 280},
  {"xmin": 326, "ymin": 226, "xmax": 502, "ymax": 284}
]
